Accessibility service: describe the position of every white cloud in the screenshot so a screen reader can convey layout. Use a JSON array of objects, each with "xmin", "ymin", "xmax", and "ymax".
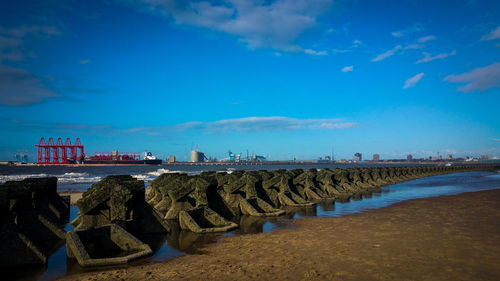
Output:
[
  {"xmin": 416, "ymin": 50, "xmax": 456, "ymax": 64},
  {"xmin": 492, "ymin": 138, "xmax": 500, "ymax": 142},
  {"xmin": 403, "ymin": 73, "xmax": 424, "ymax": 89},
  {"xmin": 341, "ymin": 65, "xmax": 353, "ymax": 72},
  {"xmin": 196, "ymin": 117, "xmax": 359, "ymax": 132},
  {"xmin": 391, "ymin": 23, "xmax": 424, "ymax": 37},
  {"xmin": 0, "ymin": 65, "xmax": 59, "ymax": 106},
  {"xmin": 444, "ymin": 62, "xmax": 500, "ymax": 92},
  {"xmin": 417, "ymin": 35, "xmax": 436, "ymax": 43},
  {"xmin": 403, "ymin": 43, "xmax": 425, "ymax": 50},
  {"xmin": 79, "ymin": 59, "xmax": 91, "ymax": 64},
  {"xmin": 332, "ymin": 48, "xmax": 349, "ymax": 53},
  {"xmin": 481, "ymin": 26, "xmax": 500, "ymax": 41},
  {"xmin": 124, "ymin": 0, "xmax": 333, "ymax": 52},
  {"xmin": 1, "ymin": 116, "xmax": 359, "ymax": 138},
  {"xmin": 371, "ymin": 45, "xmax": 402, "ymax": 62},
  {"xmin": 304, "ymin": 49, "xmax": 327, "ymax": 56},
  {"xmin": 391, "ymin": 31, "xmax": 404, "ymax": 37}
]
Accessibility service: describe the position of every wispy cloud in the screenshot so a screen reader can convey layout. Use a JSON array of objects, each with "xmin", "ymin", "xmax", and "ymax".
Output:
[
  {"xmin": 123, "ymin": 0, "xmax": 333, "ymax": 53},
  {"xmin": 481, "ymin": 26, "xmax": 500, "ymax": 41},
  {"xmin": 0, "ymin": 25, "xmax": 61, "ymax": 37},
  {"xmin": 1, "ymin": 116, "xmax": 359, "ymax": 136},
  {"xmin": 403, "ymin": 44, "xmax": 425, "ymax": 50},
  {"xmin": 304, "ymin": 49, "xmax": 327, "ymax": 56},
  {"xmin": 79, "ymin": 59, "xmax": 91, "ymax": 64},
  {"xmin": 403, "ymin": 73, "xmax": 424, "ymax": 89},
  {"xmin": 492, "ymin": 138, "xmax": 500, "ymax": 142},
  {"xmin": 193, "ymin": 117, "xmax": 358, "ymax": 132},
  {"xmin": 391, "ymin": 23, "xmax": 424, "ymax": 37},
  {"xmin": 444, "ymin": 62, "xmax": 500, "ymax": 92},
  {"xmin": 372, "ymin": 45, "xmax": 402, "ymax": 62},
  {"xmin": 0, "ymin": 65, "xmax": 59, "ymax": 106},
  {"xmin": 332, "ymin": 48, "xmax": 349, "ymax": 53},
  {"xmin": 416, "ymin": 50, "xmax": 456, "ymax": 64},
  {"xmin": 417, "ymin": 35, "xmax": 436, "ymax": 43},
  {"xmin": 341, "ymin": 65, "xmax": 353, "ymax": 72},
  {"xmin": 0, "ymin": 24, "xmax": 62, "ymax": 105}
]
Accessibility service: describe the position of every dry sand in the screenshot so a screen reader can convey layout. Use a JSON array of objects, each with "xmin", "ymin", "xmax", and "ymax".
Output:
[{"xmin": 59, "ymin": 189, "xmax": 500, "ymax": 281}]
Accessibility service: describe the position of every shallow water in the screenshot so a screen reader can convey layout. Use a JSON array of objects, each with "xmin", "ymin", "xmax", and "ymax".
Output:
[
  {"xmin": 0, "ymin": 163, "xmax": 431, "ymax": 191},
  {"xmin": 7, "ymin": 170, "xmax": 500, "ymax": 281}
]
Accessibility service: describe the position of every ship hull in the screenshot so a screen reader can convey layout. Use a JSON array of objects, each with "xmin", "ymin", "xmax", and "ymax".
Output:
[{"xmin": 82, "ymin": 159, "xmax": 162, "ymax": 165}]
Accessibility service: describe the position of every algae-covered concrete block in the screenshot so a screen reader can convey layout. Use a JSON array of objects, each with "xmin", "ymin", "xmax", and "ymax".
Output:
[
  {"xmin": 179, "ymin": 207, "xmax": 238, "ymax": 233},
  {"xmin": 66, "ymin": 224, "xmax": 153, "ymax": 267},
  {"xmin": 73, "ymin": 175, "xmax": 169, "ymax": 234},
  {"xmin": 0, "ymin": 177, "xmax": 69, "ymax": 265}
]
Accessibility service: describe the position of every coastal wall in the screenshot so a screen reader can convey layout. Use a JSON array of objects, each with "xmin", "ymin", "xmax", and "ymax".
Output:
[{"xmin": 1, "ymin": 164, "xmax": 498, "ymax": 268}]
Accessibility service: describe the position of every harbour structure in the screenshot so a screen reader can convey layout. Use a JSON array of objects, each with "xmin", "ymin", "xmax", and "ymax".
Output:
[
  {"xmin": 353, "ymin": 152, "xmax": 362, "ymax": 162},
  {"xmin": 190, "ymin": 150, "xmax": 207, "ymax": 162},
  {"xmin": 168, "ymin": 155, "xmax": 176, "ymax": 163},
  {"xmin": 226, "ymin": 150, "xmax": 267, "ymax": 163},
  {"xmin": 373, "ymin": 154, "xmax": 380, "ymax": 162},
  {"xmin": 35, "ymin": 137, "xmax": 84, "ymax": 164},
  {"xmin": 35, "ymin": 137, "xmax": 161, "ymax": 165},
  {"xmin": 407, "ymin": 154, "xmax": 413, "ymax": 162}
]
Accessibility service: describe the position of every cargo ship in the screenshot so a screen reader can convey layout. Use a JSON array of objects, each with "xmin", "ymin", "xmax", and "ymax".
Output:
[{"xmin": 81, "ymin": 151, "xmax": 162, "ymax": 165}]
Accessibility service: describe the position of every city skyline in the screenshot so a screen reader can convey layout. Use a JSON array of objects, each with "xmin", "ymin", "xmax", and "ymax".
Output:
[{"xmin": 1, "ymin": 0, "xmax": 500, "ymax": 161}]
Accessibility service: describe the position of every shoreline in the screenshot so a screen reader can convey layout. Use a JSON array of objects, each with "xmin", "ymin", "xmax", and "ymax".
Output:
[
  {"xmin": 58, "ymin": 192, "xmax": 83, "ymax": 206},
  {"xmin": 58, "ymin": 188, "xmax": 500, "ymax": 281}
]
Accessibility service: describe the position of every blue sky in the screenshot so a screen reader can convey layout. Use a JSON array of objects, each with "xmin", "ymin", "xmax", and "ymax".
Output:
[{"xmin": 1, "ymin": 0, "xmax": 499, "ymax": 161}]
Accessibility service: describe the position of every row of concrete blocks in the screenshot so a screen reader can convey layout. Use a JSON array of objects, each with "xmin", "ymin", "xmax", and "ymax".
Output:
[
  {"xmin": 52, "ymin": 165, "xmax": 500, "ymax": 267},
  {"xmin": 1, "ymin": 165, "xmax": 496, "ymax": 268},
  {"xmin": 146, "ymin": 165, "xmax": 487, "ymax": 232}
]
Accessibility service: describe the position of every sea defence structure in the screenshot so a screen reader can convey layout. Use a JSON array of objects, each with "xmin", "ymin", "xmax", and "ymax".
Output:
[
  {"xmin": 67, "ymin": 175, "xmax": 169, "ymax": 267},
  {"xmin": 2, "ymin": 165, "xmax": 499, "ymax": 268},
  {"xmin": 0, "ymin": 177, "xmax": 69, "ymax": 265},
  {"xmin": 146, "ymin": 165, "xmax": 498, "ymax": 231}
]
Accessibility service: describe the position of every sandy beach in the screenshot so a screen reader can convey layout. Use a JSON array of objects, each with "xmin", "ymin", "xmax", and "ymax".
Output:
[
  {"xmin": 58, "ymin": 188, "xmax": 500, "ymax": 281},
  {"xmin": 58, "ymin": 192, "xmax": 83, "ymax": 206}
]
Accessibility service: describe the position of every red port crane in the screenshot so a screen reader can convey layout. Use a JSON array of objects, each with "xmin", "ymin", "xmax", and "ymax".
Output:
[{"xmin": 35, "ymin": 137, "xmax": 84, "ymax": 164}]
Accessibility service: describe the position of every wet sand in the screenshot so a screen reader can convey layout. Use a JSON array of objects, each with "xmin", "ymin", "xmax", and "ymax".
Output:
[
  {"xmin": 58, "ymin": 192, "xmax": 82, "ymax": 206},
  {"xmin": 59, "ymin": 189, "xmax": 500, "ymax": 281}
]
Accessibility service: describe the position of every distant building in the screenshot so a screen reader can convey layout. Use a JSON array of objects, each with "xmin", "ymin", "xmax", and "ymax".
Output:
[
  {"xmin": 190, "ymin": 150, "xmax": 206, "ymax": 162},
  {"xmin": 324, "ymin": 155, "xmax": 331, "ymax": 161},
  {"xmin": 340, "ymin": 158, "xmax": 347, "ymax": 163},
  {"xmin": 353, "ymin": 152, "xmax": 362, "ymax": 162},
  {"xmin": 407, "ymin": 154, "xmax": 413, "ymax": 162},
  {"xmin": 373, "ymin": 154, "xmax": 380, "ymax": 162},
  {"xmin": 168, "ymin": 155, "xmax": 176, "ymax": 163},
  {"xmin": 446, "ymin": 154, "xmax": 452, "ymax": 160},
  {"xmin": 480, "ymin": 155, "xmax": 489, "ymax": 160}
]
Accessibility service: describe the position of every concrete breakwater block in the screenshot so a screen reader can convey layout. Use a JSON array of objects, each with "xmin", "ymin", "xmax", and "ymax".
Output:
[
  {"xmin": 179, "ymin": 207, "xmax": 238, "ymax": 233},
  {"xmin": 72, "ymin": 175, "xmax": 169, "ymax": 234},
  {"xmin": 0, "ymin": 177, "xmax": 69, "ymax": 266},
  {"xmin": 66, "ymin": 224, "xmax": 153, "ymax": 267},
  {"xmin": 239, "ymin": 198, "xmax": 285, "ymax": 217}
]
